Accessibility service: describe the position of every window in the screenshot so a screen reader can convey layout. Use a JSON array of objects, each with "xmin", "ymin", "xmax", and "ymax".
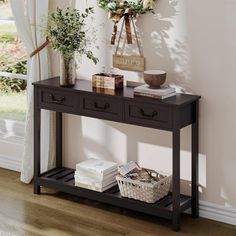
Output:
[{"xmin": 0, "ymin": 0, "xmax": 27, "ymax": 171}]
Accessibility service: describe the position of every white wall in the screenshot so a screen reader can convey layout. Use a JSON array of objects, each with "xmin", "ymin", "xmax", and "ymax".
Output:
[{"xmin": 50, "ymin": 0, "xmax": 236, "ymax": 208}]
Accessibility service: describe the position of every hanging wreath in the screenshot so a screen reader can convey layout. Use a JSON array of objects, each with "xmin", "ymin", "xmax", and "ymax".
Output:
[
  {"xmin": 98, "ymin": 0, "xmax": 157, "ymax": 44},
  {"xmin": 98, "ymin": 0, "xmax": 156, "ymax": 15}
]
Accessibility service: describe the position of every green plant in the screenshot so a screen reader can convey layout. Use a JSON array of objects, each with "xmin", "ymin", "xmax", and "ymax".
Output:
[
  {"xmin": 0, "ymin": 92, "xmax": 26, "ymax": 121},
  {"xmin": 97, "ymin": 0, "xmax": 156, "ymax": 15},
  {"xmin": 43, "ymin": 7, "xmax": 98, "ymax": 64},
  {"xmin": 0, "ymin": 61, "xmax": 27, "ymax": 93},
  {"xmin": 0, "ymin": 33, "xmax": 15, "ymax": 43}
]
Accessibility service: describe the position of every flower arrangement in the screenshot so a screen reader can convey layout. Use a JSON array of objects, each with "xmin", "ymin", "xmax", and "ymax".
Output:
[
  {"xmin": 97, "ymin": 0, "xmax": 157, "ymax": 45},
  {"xmin": 43, "ymin": 7, "xmax": 98, "ymax": 64},
  {"xmin": 98, "ymin": 0, "xmax": 156, "ymax": 15}
]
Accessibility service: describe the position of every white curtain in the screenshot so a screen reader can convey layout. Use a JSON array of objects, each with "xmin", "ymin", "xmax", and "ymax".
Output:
[{"xmin": 10, "ymin": 0, "xmax": 55, "ymax": 183}]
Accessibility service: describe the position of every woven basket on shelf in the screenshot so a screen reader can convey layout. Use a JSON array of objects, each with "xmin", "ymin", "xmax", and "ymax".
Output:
[{"xmin": 116, "ymin": 169, "xmax": 171, "ymax": 203}]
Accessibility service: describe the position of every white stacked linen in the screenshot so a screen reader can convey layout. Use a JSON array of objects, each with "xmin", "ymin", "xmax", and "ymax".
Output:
[{"xmin": 74, "ymin": 158, "xmax": 118, "ymax": 192}]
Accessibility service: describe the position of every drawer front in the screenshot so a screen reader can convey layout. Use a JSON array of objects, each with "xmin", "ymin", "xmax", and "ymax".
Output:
[
  {"xmin": 81, "ymin": 94, "xmax": 123, "ymax": 121},
  {"xmin": 39, "ymin": 89, "xmax": 78, "ymax": 112},
  {"xmin": 125, "ymin": 101, "xmax": 172, "ymax": 129}
]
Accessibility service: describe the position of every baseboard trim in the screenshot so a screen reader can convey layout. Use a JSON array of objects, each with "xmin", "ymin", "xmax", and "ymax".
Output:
[
  {"xmin": 199, "ymin": 200, "xmax": 236, "ymax": 226},
  {"xmin": 0, "ymin": 154, "xmax": 21, "ymax": 172}
]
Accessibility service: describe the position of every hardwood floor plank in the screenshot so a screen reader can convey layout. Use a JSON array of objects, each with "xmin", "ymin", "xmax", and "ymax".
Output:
[{"xmin": 0, "ymin": 168, "xmax": 236, "ymax": 236}]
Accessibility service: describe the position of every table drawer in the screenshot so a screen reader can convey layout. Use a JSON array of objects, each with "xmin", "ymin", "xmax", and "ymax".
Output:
[
  {"xmin": 39, "ymin": 89, "xmax": 78, "ymax": 112},
  {"xmin": 125, "ymin": 101, "xmax": 172, "ymax": 129},
  {"xmin": 81, "ymin": 94, "xmax": 123, "ymax": 121}
]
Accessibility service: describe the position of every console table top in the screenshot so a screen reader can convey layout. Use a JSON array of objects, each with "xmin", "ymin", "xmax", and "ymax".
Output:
[{"xmin": 33, "ymin": 77, "xmax": 200, "ymax": 107}]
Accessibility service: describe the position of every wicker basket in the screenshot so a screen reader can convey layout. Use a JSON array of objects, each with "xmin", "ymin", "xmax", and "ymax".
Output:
[{"xmin": 116, "ymin": 169, "xmax": 171, "ymax": 203}]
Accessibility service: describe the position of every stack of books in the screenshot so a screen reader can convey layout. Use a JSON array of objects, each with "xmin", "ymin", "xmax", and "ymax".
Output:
[
  {"xmin": 134, "ymin": 85, "xmax": 176, "ymax": 100},
  {"xmin": 74, "ymin": 158, "xmax": 118, "ymax": 192}
]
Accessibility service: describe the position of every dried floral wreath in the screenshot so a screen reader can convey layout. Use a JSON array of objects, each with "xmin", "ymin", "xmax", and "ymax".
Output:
[
  {"xmin": 98, "ymin": 0, "xmax": 156, "ymax": 15},
  {"xmin": 98, "ymin": 0, "xmax": 157, "ymax": 44}
]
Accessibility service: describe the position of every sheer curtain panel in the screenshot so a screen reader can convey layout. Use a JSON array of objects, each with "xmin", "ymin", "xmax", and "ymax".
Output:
[{"xmin": 10, "ymin": 0, "xmax": 56, "ymax": 183}]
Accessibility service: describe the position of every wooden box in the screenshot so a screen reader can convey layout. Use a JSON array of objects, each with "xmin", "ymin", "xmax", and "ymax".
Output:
[{"xmin": 92, "ymin": 73, "xmax": 124, "ymax": 90}]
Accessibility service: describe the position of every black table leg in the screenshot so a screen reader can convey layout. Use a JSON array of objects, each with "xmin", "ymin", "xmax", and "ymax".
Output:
[
  {"xmin": 172, "ymin": 128, "xmax": 181, "ymax": 231},
  {"xmin": 192, "ymin": 101, "xmax": 199, "ymax": 217},
  {"xmin": 34, "ymin": 88, "xmax": 41, "ymax": 194},
  {"xmin": 56, "ymin": 112, "xmax": 62, "ymax": 168}
]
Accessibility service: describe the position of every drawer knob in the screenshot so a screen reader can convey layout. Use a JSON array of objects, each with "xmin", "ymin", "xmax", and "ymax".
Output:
[
  {"xmin": 94, "ymin": 102, "xmax": 110, "ymax": 110},
  {"xmin": 49, "ymin": 94, "xmax": 65, "ymax": 104},
  {"xmin": 140, "ymin": 109, "xmax": 158, "ymax": 118}
]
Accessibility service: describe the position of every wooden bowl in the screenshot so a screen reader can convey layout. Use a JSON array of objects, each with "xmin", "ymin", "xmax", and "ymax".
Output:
[{"xmin": 144, "ymin": 70, "xmax": 166, "ymax": 88}]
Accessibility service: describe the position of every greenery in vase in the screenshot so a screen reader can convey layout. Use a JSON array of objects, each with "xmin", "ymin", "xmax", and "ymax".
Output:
[{"xmin": 43, "ymin": 7, "xmax": 98, "ymax": 64}]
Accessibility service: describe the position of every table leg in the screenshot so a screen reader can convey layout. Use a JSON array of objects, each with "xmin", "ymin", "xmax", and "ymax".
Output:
[
  {"xmin": 56, "ymin": 112, "xmax": 62, "ymax": 168},
  {"xmin": 172, "ymin": 128, "xmax": 181, "ymax": 231},
  {"xmin": 192, "ymin": 101, "xmax": 199, "ymax": 217},
  {"xmin": 34, "ymin": 89, "xmax": 41, "ymax": 194}
]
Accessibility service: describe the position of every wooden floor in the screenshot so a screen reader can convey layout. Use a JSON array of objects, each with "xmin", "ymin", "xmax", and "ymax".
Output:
[{"xmin": 0, "ymin": 168, "xmax": 236, "ymax": 236}]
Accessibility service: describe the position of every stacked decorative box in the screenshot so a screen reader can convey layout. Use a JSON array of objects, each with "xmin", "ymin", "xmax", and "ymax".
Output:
[
  {"xmin": 75, "ymin": 158, "xmax": 118, "ymax": 192},
  {"xmin": 92, "ymin": 73, "xmax": 124, "ymax": 90}
]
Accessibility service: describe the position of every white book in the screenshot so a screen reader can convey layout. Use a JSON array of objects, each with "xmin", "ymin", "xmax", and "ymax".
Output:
[
  {"xmin": 75, "ymin": 180, "xmax": 117, "ymax": 192},
  {"xmin": 134, "ymin": 91, "xmax": 176, "ymax": 100},
  {"xmin": 134, "ymin": 84, "xmax": 175, "ymax": 96},
  {"xmin": 74, "ymin": 174, "xmax": 116, "ymax": 187},
  {"xmin": 75, "ymin": 169, "xmax": 118, "ymax": 181},
  {"xmin": 76, "ymin": 158, "xmax": 118, "ymax": 176}
]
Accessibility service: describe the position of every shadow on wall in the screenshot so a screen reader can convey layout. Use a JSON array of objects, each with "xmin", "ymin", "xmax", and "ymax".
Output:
[
  {"xmin": 75, "ymin": 0, "xmax": 113, "ymax": 79},
  {"xmin": 122, "ymin": 0, "xmax": 207, "ymax": 198},
  {"xmin": 184, "ymin": 0, "xmax": 236, "ymax": 207},
  {"xmin": 110, "ymin": 0, "xmax": 207, "ymax": 197},
  {"xmin": 103, "ymin": 120, "xmax": 206, "ymax": 199},
  {"xmin": 138, "ymin": 0, "xmax": 192, "ymax": 92},
  {"xmin": 66, "ymin": 0, "xmax": 208, "ymax": 199}
]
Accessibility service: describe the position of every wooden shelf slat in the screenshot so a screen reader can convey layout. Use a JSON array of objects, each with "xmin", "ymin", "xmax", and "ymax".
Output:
[{"xmin": 39, "ymin": 167, "xmax": 191, "ymax": 219}]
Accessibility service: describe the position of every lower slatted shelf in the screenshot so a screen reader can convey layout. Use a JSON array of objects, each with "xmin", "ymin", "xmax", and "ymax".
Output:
[{"xmin": 38, "ymin": 167, "xmax": 192, "ymax": 219}]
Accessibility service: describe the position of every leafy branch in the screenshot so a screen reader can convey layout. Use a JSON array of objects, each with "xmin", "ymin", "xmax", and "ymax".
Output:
[{"xmin": 43, "ymin": 7, "xmax": 98, "ymax": 64}]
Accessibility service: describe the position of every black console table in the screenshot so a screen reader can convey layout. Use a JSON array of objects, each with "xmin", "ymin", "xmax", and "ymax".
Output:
[{"xmin": 33, "ymin": 77, "xmax": 200, "ymax": 231}]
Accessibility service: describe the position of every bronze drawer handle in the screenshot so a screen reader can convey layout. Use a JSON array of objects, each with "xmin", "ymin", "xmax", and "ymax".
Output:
[
  {"xmin": 140, "ymin": 109, "xmax": 158, "ymax": 118},
  {"xmin": 49, "ymin": 94, "xmax": 65, "ymax": 104},
  {"xmin": 94, "ymin": 102, "xmax": 110, "ymax": 110}
]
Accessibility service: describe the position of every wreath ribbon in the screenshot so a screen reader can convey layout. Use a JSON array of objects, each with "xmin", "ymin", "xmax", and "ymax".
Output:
[{"xmin": 110, "ymin": 2, "xmax": 135, "ymax": 45}]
